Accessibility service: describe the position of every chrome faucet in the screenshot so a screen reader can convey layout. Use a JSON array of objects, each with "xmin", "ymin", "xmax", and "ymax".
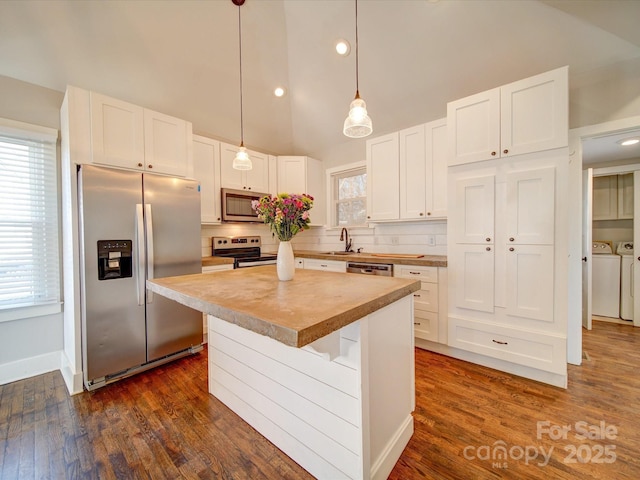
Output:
[{"xmin": 340, "ymin": 227, "xmax": 352, "ymax": 252}]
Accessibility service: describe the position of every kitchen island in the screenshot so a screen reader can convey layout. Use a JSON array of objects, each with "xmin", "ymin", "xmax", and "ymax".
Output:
[{"xmin": 148, "ymin": 266, "xmax": 420, "ymax": 480}]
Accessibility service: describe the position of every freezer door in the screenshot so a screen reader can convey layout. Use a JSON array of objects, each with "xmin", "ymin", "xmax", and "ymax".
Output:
[
  {"xmin": 143, "ymin": 173, "xmax": 203, "ymax": 361},
  {"xmin": 79, "ymin": 165, "xmax": 147, "ymax": 383}
]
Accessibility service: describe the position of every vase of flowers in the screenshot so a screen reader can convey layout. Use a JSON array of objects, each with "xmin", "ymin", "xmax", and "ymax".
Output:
[{"xmin": 252, "ymin": 193, "xmax": 314, "ymax": 281}]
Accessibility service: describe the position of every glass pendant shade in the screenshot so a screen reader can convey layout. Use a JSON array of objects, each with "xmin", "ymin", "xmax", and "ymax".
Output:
[
  {"xmin": 232, "ymin": 145, "xmax": 252, "ymax": 170},
  {"xmin": 343, "ymin": 96, "xmax": 373, "ymax": 138}
]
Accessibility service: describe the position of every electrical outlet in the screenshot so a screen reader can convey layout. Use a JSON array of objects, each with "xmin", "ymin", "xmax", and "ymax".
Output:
[
  {"xmin": 391, "ymin": 236, "xmax": 399, "ymax": 245},
  {"xmin": 427, "ymin": 235, "xmax": 436, "ymax": 246}
]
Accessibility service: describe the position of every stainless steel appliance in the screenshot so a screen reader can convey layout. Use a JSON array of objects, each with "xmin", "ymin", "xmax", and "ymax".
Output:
[
  {"xmin": 212, "ymin": 236, "xmax": 277, "ymax": 268},
  {"xmin": 346, "ymin": 261, "xmax": 393, "ymax": 276},
  {"xmin": 221, "ymin": 188, "xmax": 269, "ymax": 222},
  {"xmin": 78, "ymin": 165, "xmax": 203, "ymax": 390}
]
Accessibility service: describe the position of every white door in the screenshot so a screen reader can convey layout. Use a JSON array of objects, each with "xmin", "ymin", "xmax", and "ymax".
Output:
[
  {"xmin": 582, "ymin": 169, "xmax": 593, "ymax": 330},
  {"xmin": 634, "ymin": 170, "xmax": 640, "ymax": 327}
]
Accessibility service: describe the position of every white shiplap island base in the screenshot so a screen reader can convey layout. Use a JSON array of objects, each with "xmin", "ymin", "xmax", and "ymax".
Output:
[{"xmin": 147, "ymin": 266, "xmax": 421, "ymax": 479}]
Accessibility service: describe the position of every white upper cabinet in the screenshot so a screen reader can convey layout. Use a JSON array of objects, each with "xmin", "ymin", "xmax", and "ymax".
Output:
[
  {"xmin": 192, "ymin": 135, "xmax": 222, "ymax": 224},
  {"xmin": 448, "ymin": 66, "xmax": 568, "ymax": 166},
  {"xmin": 592, "ymin": 174, "xmax": 634, "ymax": 220},
  {"xmin": 369, "ymin": 119, "xmax": 448, "ymax": 222},
  {"xmin": 366, "ymin": 132, "xmax": 400, "ymax": 221},
  {"xmin": 400, "ymin": 125, "xmax": 426, "ymax": 220},
  {"xmin": 277, "ymin": 156, "xmax": 326, "ymax": 226},
  {"xmin": 447, "ymin": 89, "xmax": 500, "ymax": 166},
  {"xmin": 427, "ymin": 119, "xmax": 448, "ymax": 218},
  {"xmin": 220, "ymin": 142, "xmax": 270, "ymax": 193},
  {"xmin": 143, "ymin": 109, "xmax": 191, "ymax": 177},
  {"xmin": 90, "ymin": 91, "xmax": 191, "ymax": 177}
]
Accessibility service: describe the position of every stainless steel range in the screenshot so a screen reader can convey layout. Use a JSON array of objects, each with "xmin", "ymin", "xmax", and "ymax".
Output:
[{"xmin": 212, "ymin": 236, "xmax": 277, "ymax": 268}]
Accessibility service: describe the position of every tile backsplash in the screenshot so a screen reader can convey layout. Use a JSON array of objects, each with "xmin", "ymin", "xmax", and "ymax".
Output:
[{"xmin": 201, "ymin": 221, "xmax": 447, "ymax": 257}]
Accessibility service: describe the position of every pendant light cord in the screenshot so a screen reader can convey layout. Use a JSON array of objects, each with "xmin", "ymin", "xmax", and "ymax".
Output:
[
  {"xmin": 355, "ymin": 0, "xmax": 360, "ymax": 98},
  {"xmin": 238, "ymin": 3, "xmax": 244, "ymax": 146}
]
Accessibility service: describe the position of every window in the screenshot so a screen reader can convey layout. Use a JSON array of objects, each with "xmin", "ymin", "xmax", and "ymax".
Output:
[
  {"xmin": 328, "ymin": 162, "xmax": 367, "ymax": 227},
  {"xmin": 0, "ymin": 118, "xmax": 60, "ymax": 320}
]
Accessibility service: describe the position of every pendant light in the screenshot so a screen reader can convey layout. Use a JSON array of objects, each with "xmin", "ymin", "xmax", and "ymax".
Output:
[
  {"xmin": 343, "ymin": 0, "xmax": 372, "ymax": 138},
  {"xmin": 232, "ymin": 0, "xmax": 252, "ymax": 170}
]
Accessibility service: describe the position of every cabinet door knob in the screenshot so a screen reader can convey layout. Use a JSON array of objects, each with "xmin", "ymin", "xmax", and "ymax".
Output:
[
  {"xmin": 427, "ymin": 212, "xmax": 431, "ymax": 216},
  {"xmin": 486, "ymin": 246, "xmax": 491, "ymax": 251},
  {"xmin": 137, "ymin": 163, "xmax": 143, "ymax": 167},
  {"xmin": 419, "ymin": 212, "xmax": 424, "ymax": 216},
  {"xmin": 486, "ymin": 237, "xmax": 491, "ymax": 242},
  {"xmin": 503, "ymin": 149, "xmax": 509, "ymax": 154},
  {"xmin": 367, "ymin": 215, "xmax": 371, "ymax": 219},
  {"xmin": 147, "ymin": 164, "xmax": 153, "ymax": 169},
  {"xmin": 509, "ymin": 247, "xmax": 515, "ymax": 252},
  {"xmin": 491, "ymin": 151, "xmax": 497, "ymax": 156},
  {"xmin": 509, "ymin": 237, "xmax": 515, "ymax": 242}
]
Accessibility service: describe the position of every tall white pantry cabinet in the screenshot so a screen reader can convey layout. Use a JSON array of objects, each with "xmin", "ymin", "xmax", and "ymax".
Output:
[{"xmin": 446, "ymin": 66, "xmax": 570, "ymax": 388}]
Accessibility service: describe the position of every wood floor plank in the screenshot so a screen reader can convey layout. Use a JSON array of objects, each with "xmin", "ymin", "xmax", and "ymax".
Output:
[{"xmin": 1, "ymin": 320, "xmax": 639, "ymax": 479}]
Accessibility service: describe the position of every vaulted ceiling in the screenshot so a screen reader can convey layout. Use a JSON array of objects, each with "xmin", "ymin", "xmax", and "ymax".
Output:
[{"xmin": 1, "ymin": 0, "xmax": 639, "ymax": 160}]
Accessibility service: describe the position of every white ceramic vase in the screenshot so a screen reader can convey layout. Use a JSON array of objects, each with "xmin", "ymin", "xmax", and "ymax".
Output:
[{"xmin": 277, "ymin": 240, "xmax": 295, "ymax": 281}]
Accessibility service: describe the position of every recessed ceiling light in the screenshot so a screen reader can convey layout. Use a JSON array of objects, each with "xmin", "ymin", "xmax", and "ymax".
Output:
[
  {"xmin": 274, "ymin": 87, "xmax": 286, "ymax": 97},
  {"xmin": 335, "ymin": 39, "xmax": 350, "ymax": 56},
  {"xmin": 618, "ymin": 138, "xmax": 640, "ymax": 146}
]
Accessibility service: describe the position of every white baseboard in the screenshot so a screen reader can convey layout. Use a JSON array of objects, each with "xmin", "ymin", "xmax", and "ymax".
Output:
[
  {"xmin": 371, "ymin": 415, "xmax": 414, "ymax": 480},
  {"xmin": 0, "ymin": 351, "xmax": 61, "ymax": 386},
  {"xmin": 61, "ymin": 351, "xmax": 84, "ymax": 395},
  {"xmin": 415, "ymin": 339, "xmax": 568, "ymax": 388}
]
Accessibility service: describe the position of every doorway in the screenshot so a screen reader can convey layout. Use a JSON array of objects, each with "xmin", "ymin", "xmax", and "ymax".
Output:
[{"xmin": 569, "ymin": 116, "xmax": 640, "ymax": 365}]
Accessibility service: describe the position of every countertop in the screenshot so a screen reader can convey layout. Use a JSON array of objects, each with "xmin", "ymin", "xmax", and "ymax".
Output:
[
  {"xmin": 288, "ymin": 250, "xmax": 447, "ymax": 267},
  {"xmin": 147, "ymin": 265, "xmax": 421, "ymax": 348},
  {"xmin": 201, "ymin": 256, "xmax": 235, "ymax": 267},
  {"xmin": 201, "ymin": 251, "xmax": 447, "ymax": 269}
]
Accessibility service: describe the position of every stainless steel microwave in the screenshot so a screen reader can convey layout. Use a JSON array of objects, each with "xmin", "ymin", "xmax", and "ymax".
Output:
[{"xmin": 221, "ymin": 188, "xmax": 269, "ymax": 222}]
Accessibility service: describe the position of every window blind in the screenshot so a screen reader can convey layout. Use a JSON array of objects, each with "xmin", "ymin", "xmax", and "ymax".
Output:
[{"xmin": 0, "ymin": 119, "xmax": 60, "ymax": 312}]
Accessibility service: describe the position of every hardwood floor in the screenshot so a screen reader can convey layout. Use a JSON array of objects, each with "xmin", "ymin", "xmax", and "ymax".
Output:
[{"xmin": 1, "ymin": 320, "xmax": 639, "ymax": 479}]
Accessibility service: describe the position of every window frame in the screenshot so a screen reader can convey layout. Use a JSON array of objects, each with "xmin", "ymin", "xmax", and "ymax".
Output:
[
  {"xmin": 0, "ymin": 117, "xmax": 61, "ymax": 323},
  {"xmin": 325, "ymin": 161, "xmax": 370, "ymax": 229}
]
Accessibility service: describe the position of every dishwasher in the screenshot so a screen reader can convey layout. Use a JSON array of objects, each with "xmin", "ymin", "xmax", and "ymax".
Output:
[{"xmin": 346, "ymin": 261, "xmax": 393, "ymax": 276}]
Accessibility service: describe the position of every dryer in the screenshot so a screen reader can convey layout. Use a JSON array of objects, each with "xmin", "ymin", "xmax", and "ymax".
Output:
[{"xmin": 592, "ymin": 241, "xmax": 621, "ymax": 318}]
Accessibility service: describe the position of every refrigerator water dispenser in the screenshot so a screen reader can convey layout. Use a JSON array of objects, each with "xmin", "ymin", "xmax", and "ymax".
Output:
[{"xmin": 97, "ymin": 240, "xmax": 132, "ymax": 280}]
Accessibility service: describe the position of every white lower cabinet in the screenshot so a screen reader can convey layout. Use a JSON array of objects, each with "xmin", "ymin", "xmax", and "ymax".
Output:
[
  {"xmin": 394, "ymin": 265, "xmax": 447, "ymax": 344},
  {"xmin": 302, "ymin": 258, "xmax": 346, "ymax": 273},
  {"xmin": 448, "ymin": 317, "xmax": 567, "ymax": 375}
]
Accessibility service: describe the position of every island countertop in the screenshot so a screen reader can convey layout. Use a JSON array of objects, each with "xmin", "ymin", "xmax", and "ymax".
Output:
[{"xmin": 147, "ymin": 265, "xmax": 421, "ymax": 348}]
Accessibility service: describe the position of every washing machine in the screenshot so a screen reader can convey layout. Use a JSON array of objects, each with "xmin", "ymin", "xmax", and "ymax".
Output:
[
  {"xmin": 617, "ymin": 241, "xmax": 634, "ymax": 321},
  {"xmin": 592, "ymin": 241, "xmax": 621, "ymax": 318}
]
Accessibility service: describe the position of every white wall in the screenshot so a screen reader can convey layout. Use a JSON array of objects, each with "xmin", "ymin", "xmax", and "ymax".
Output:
[{"xmin": 0, "ymin": 75, "xmax": 65, "ymax": 385}]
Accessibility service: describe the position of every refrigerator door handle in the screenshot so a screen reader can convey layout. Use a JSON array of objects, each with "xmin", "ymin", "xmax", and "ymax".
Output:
[
  {"xmin": 135, "ymin": 203, "xmax": 145, "ymax": 306},
  {"xmin": 145, "ymin": 203, "xmax": 155, "ymax": 303}
]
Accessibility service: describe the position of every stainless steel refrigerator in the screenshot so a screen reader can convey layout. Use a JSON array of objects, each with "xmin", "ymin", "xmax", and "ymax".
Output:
[{"xmin": 78, "ymin": 164, "xmax": 202, "ymax": 390}]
